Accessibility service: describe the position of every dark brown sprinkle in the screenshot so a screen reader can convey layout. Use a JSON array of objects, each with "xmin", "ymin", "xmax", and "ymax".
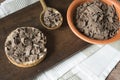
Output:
[
  {"xmin": 6, "ymin": 41, "xmax": 11, "ymax": 46},
  {"xmin": 23, "ymin": 37, "xmax": 31, "ymax": 45},
  {"xmin": 24, "ymin": 27, "xmax": 28, "ymax": 33},
  {"xmin": 7, "ymin": 47, "xmax": 10, "ymax": 51},
  {"xmin": 14, "ymin": 38, "xmax": 20, "ymax": 45},
  {"xmin": 5, "ymin": 27, "xmax": 47, "ymax": 63},
  {"xmin": 75, "ymin": 0, "xmax": 120, "ymax": 40}
]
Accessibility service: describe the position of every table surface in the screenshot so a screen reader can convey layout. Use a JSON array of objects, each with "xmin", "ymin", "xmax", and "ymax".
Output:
[
  {"xmin": 0, "ymin": 0, "xmax": 119, "ymax": 80},
  {"xmin": 0, "ymin": 0, "xmax": 4, "ymax": 3}
]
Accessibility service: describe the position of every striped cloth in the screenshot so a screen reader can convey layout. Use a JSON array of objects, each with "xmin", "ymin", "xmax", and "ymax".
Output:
[
  {"xmin": 0, "ymin": 0, "xmax": 38, "ymax": 18},
  {"xmin": 0, "ymin": 0, "xmax": 120, "ymax": 80},
  {"xmin": 35, "ymin": 42, "xmax": 120, "ymax": 80}
]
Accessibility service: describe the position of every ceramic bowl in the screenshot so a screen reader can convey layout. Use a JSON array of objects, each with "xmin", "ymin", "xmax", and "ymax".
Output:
[{"xmin": 67, "ymin": 0, "xmax": 120, "ymax": 44}]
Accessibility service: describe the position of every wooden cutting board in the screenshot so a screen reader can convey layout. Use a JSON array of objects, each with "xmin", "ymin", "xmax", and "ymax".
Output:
[
  {"xmin": 0, "ymin": 0, "xmax": 4, "ymax": 3},
  {"xmin": 0, "ymin": 0, "xmax": 90, "ymax": 80}
]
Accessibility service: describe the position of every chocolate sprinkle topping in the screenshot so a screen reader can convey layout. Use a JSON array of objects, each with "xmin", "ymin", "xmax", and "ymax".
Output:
[
  {"xmin": 75, "ymin": 0, "xmax": 120, "ymax": 40},
  {"xmin": 5, "ymin": 27, "xmax": 47, "ymax": 64}
]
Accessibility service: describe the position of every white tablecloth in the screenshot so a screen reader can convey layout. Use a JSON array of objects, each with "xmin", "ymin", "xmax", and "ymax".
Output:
[
  {"xmin": 0, "ymin": 0, "xmax": 38, "ymax": 18},
  {"xmin": 35, "ymin": 44, "xmax": 120, "ymax": 80}
]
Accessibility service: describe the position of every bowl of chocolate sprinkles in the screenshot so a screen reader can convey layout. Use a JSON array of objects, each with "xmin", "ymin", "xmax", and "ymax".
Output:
[{"xmin": 67, "ymin": 0, "xmax": 120, "ymax": 44}]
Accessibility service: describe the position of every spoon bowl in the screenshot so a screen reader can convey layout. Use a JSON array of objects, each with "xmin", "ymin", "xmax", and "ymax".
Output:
[{"xmin": 40, "ymin": 0, "xmax": 63, "ymax": 30}]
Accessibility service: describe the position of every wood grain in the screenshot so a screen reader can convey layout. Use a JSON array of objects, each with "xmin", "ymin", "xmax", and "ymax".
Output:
[
  {"xmin": 0, "ymin": 0, "xmax": 90, "ymax": 80},
  {"xmin": 107, "ymin": 62, "xmax": 120, "ymax": 80},
  {"xmin": 0, "ymin": 0, "xmax": 4, "ymax": 3}
]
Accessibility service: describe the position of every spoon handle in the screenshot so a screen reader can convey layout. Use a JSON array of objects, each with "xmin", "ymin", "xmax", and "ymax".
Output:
[{"xmin": 40, "ymin": 0, "xmax": 47, "ymax": 10}]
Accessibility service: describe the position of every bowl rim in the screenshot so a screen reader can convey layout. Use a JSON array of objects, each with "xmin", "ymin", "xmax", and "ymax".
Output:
[{"xmin": 67, "ymin": 0, "xmax": 120, "ymax": 44}]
